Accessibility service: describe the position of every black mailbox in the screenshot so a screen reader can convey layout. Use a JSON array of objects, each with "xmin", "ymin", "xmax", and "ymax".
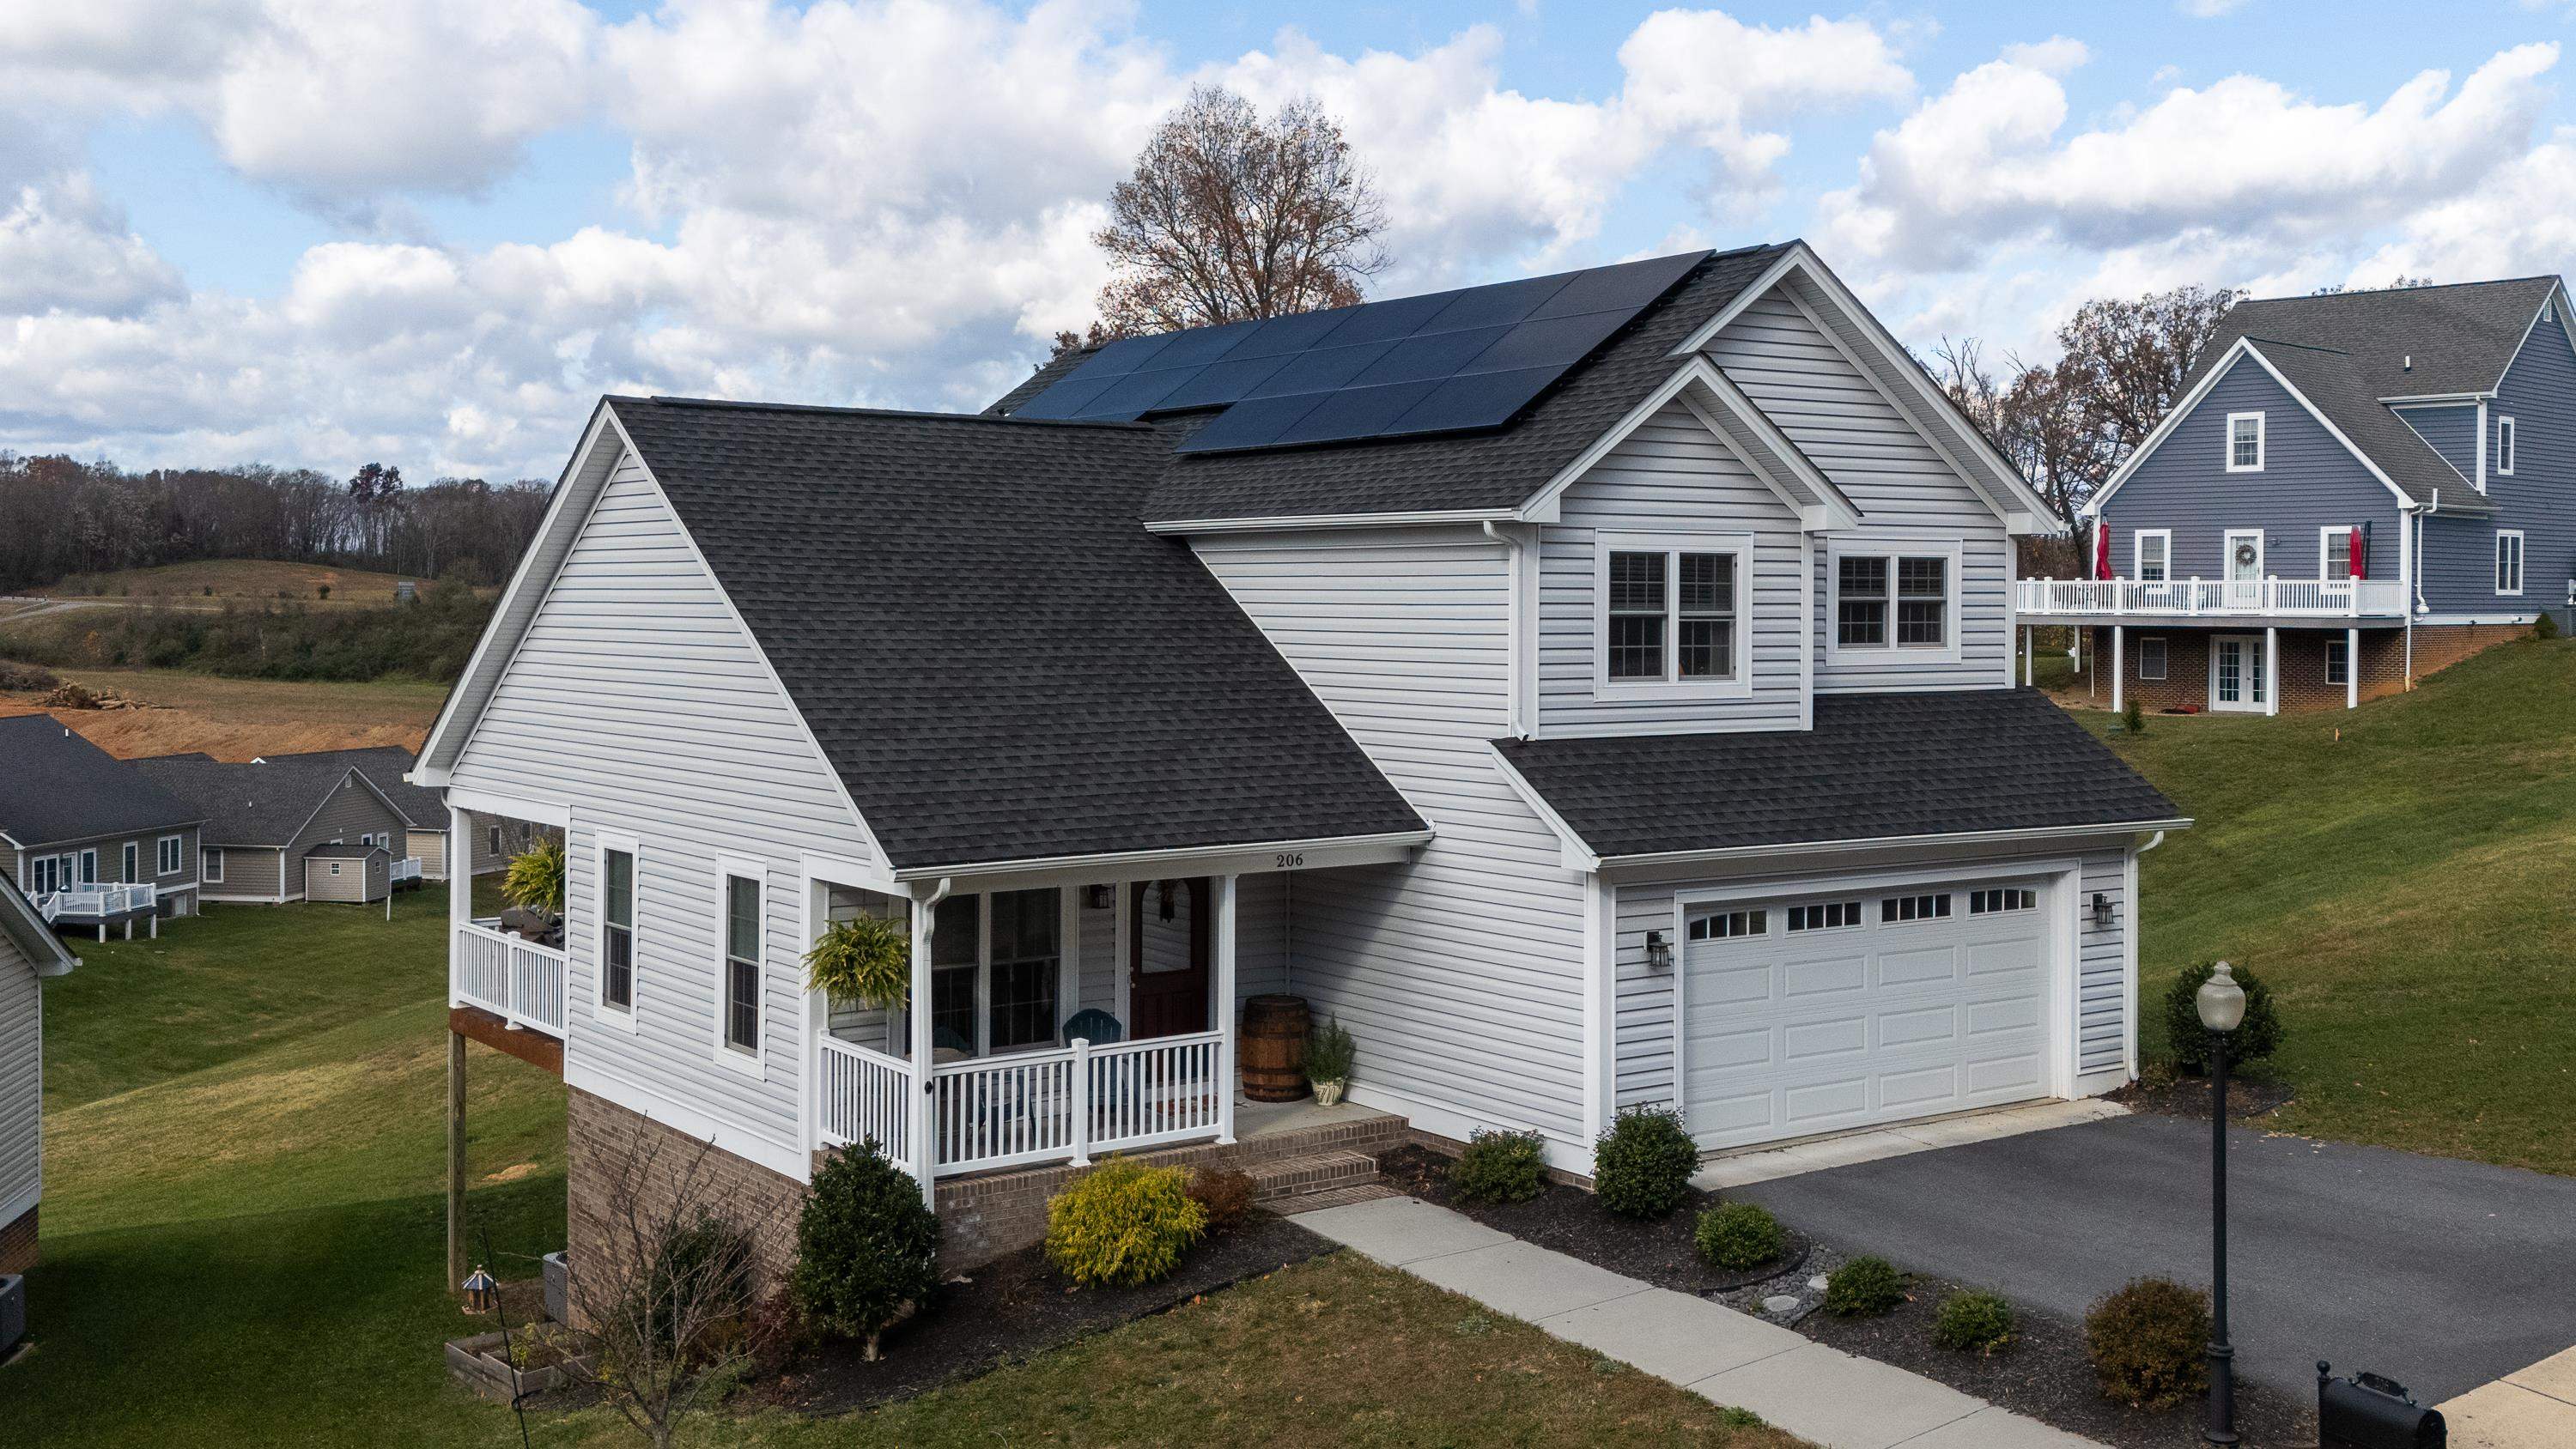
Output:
[{"xmin": 2319, "ymin": 1361, "xmax": 2445, "ymax": 1448}]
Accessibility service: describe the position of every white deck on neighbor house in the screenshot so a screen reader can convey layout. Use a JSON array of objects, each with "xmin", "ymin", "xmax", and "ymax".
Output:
[{"xmin": 2015, "ymin": 577, "xmax": 2408, "ymax": 621}]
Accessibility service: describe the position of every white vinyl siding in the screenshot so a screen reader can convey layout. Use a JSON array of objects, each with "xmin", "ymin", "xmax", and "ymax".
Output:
[
  {"xmin": 1, "ymin": 937, "xmax": 39, "ymax": 1229},
  {"xmin": 1538, "ymin": 401, "xmax": 1806, "ymax": 732},
  {"xmin": 446, "ymin": 452, "xmax": 880, "ymax": 1169},
  {"xmin": 1194, "ymin": 526, "xmax": 1592, "ymax": 1146},
  {"xmin": 1701, "ymin": 289, "xmax": 2011, "ymax": 691}
]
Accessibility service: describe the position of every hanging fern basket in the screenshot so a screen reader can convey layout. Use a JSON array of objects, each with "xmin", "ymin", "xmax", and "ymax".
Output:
[{"xmin": 805, "ymin": 914, "xmax": 912, "ymax": 1009}]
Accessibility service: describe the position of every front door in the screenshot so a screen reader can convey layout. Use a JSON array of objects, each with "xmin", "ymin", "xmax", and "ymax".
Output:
[
  {"xmin": 2210, "ymin": 634, "xmax": 2266, "ymax": 712},
  {"xmin": 1128, "ymin": 878, "xmax": 1211, "ymax": 1038},
  {"xmin": 2225, "ymin": 530, "xmax": 2264, "ymax": 609}
]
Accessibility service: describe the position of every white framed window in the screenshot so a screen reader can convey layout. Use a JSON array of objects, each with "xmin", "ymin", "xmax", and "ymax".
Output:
[
  {"xmin": 487, "ymin": 824, "xmax": 502, "ymax": 857},
  {"xmin": 122, "ymin": 841, "xmax": 139, "ymax": 881},
  {"xmin": 1829, "ymin": 540, "xmax": 1965, "ymax": 664},
  {"xmin": 925, "ymin": 888, "xmax": 1066, "ymax": 1056},
  {"xmin": 719, "ymin": 866, "xmax": 762, "ymax": 1064},
  {"xmin": 2496, "ymin": 530, "xmax": 2525, "ymax": 595},
  {"xmin": 2134, "ymin": 530, "xmax": 2172, "ymax": 583},
  {"xmin": 2321, "ymin": 527, "xmax": 2354, "ymax": 583},
  {"xmin": 157, "ymin": 834, "xmax": 182, "ymax": 876},
  {"xmin": 1786, "ymin": 900, "xmax": 1862, "ymax": 932},
  {"xmin": 1596, "ymin": 532, "xmax": 1753, "ymax": 696},
  {"xmin": 596, "ymin": 835, "xmax": 639, "ymax": 1020},
  {"xmin": 328, "ymin": 863, "xmax": 343, "ymax": 877},
  {"xmin": 1687, "ymin": 908, "xmax": 1767, "ymax": 942},
  {"xmin": 2137, "ymin": 637, "xmax": 2168, "ymax": 682},
  {"xmin": 2325, "ymin": 638, "xmax": 2350, "ymax": 687},
  {"xmin": 1880, "ymin": 893, "xmax": 1951, "ymax": 924},
  {"xmin": 77, "ymin": 849, "xmax": 95, "ymax": 884},
  {"xmin": 203, "ymin": 847, "xmax": 225, "ymax": 883},
  {"xmin": 30, "ymin": 856, "xmax": 62, "ymax": 894},
  {"xmin": 1968, "ymin": 888, "xmax": 2037, "ymax": 915},
  {"xmin": 2226, "ymin": 411, "xmax": 2265, "ymax": 471},
  {"xmin": 2497, "ymin": 415, "xmax": 2517, "ymax": 476}
]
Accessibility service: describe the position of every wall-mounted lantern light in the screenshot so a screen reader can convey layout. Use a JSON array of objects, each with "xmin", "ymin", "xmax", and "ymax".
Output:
[
  {"xmin": 2092, "ymin": 892, "xmax": 2113, "ymax": 929},
  {"xmin": 1083, "ymin": 884, "xmax": 1115, "ymax": 911},
  {"xmin": 1644, "ymin": 929, "xmax": 1673, "ymax": 972}
]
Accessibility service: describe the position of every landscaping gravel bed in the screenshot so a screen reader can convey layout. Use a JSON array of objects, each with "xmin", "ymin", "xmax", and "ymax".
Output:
[{"xmin": 757, "ymin": 1210, "xmax": 1337, "ymax": 1416}]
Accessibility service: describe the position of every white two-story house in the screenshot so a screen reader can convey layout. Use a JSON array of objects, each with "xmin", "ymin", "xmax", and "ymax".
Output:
[{"xmin": 414, "ymin": 241, "xmax": 2184, "ymax": 1282}]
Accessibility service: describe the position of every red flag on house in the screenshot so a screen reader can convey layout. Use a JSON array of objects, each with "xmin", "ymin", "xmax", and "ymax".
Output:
[
  {"xmin": 2349, "ymin": 525, "xmax": 2366, "ymax": 580},
  {"xmin": 2094, "ymin": 520, "xmax": 2112, "ymax": 579}
]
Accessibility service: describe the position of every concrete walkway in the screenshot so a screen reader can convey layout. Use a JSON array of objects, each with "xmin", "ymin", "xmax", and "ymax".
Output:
[
  {"xmin": 2439, "ymin": 1345, "xmax": 2576, "ymax": 1447},
  {"xmin": 1298, "ymin": 1194, "xmax": 2100, "ymax": 1449}
]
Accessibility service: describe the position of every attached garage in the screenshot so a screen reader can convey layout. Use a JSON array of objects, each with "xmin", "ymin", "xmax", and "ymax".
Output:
[{"xmin": 1676, "ymin": 874, "xmax": 2063, "ymax": 1150}]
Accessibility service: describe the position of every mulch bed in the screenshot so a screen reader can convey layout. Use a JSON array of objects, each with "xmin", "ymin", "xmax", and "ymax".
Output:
[
  {"xmin": 1377, "ymin": 1143, "xmax": 1811, "ymax": 1294},
  {"xmin": 2109, "ymin": 1071, "xmax": 2298, "ymax": 1124},
  {"xmin": 754, "ymin": 1210, "xmax": 1337, "ymax": 1416},
  {"xmin": 1798, "ymin": 1265, "xmax": 2314, "ymax": 1449}
]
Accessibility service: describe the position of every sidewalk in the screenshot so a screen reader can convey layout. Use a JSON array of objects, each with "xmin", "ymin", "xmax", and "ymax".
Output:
[
  {"xmin": 2439, "ymin": 1345, "xmax": 2576, "ymax": 1447},
  {"xmin": 1297, "ymin": 1194, "xmax": 2100, "ymax": 1449}
]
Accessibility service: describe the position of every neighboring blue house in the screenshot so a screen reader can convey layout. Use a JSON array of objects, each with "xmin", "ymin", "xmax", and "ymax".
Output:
[{"xmin": 2037, "ymin": 276, "xmax": 2568, "ymax": 712}]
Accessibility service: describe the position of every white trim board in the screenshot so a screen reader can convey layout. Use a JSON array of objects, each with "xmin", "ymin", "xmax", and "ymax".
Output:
[{"xmin": 1516, "ymin": 353, "xmax": 1861, "ymax": 530}]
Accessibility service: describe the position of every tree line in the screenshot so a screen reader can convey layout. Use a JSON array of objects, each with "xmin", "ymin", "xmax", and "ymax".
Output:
[{"xmin": 0, "ymin": 453, "xmax": 550, "ymax": 593}]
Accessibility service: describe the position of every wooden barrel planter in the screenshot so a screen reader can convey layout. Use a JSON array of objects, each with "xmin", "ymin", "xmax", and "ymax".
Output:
[{"xmin": 1240, "ymin": 994, "xmax": 1311, "ymax": 1102}]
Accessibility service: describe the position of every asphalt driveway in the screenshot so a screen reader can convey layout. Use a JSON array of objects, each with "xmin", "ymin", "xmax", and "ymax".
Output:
[{"xmin": 1733, "ymin": 1112, "xmax": 2576, "ymax": 1402}]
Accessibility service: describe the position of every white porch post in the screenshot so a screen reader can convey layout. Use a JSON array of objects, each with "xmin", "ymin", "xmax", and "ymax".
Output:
[
  {"xmin": 2264, "ymin": 627, "xmax": 2281, "ymax": 717},
  {"xmin": 2111, "ymin": 626, "xmax": 2125, "ymax": 714},
  {"xmin": 908, "ymin": 890, "xmax": 939, "ymax": 1209},
  {"xmin": 1213, "ymin": 873, "xmax": 1239, "ymax": 1145},
  {"xmin": 447, "ymin": 806, "xmax": 471, "ymax": 1006},
  {"xmin": 2347, "ymin": 627, "xmax": 2360, "ymax": 710},
  {"xmin": 2022, "ymin": 626, "xmax": 2033, "ymax": 686}
]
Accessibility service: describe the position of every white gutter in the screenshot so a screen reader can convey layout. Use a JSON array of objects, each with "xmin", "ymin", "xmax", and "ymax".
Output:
[
  {"xmin": 1144, "ymin": 508, "xmax": 1516, "ymax": 537},
  {"xmin": 885, "ymin": 828, "xmax": 1436, "ymax": 882},
  {"xmin": 1595, "ymin": 818, "xmax": 2196, "ymax": 871}
]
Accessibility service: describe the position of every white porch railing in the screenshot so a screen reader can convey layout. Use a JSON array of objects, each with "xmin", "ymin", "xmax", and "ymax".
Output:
[
  {"xmin": 391, "ymin": 856, "xmax": 423, "ymax": 885},
  {"xmin": 2015, "ymin": 577, "xmax": 2409, "ymax": 618},
  {"xmin": 453, "ymin": 919, "xmax": 568, "ymax": 1035},
  {"xmin": 33, "ymin": 882, "xmax": 155, "ymax": 922},
  {"xmin": 817, "ymin": 1029, "xmax": 1229, "ymax": 1178}
]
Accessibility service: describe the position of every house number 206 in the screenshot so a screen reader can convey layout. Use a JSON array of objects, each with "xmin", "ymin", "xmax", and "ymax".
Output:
[{"xmin": 1273, "ymin": 852, "xmax": 1306, "ymax": 869}]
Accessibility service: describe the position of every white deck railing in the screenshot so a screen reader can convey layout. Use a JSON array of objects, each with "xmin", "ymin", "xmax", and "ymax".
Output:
[
  {"xmin": 33, "ymin": 882, "xmax": 155, "ymax": 922},
  {"xmin": 817, "ymin": 1029, "xmax": 1229, "ymax": 1178},
  {"xmin": 453, "ymin": 919, "xmax": 567, "ymax": 1035},
  {"xmin": 2016, "ymin": 577, "xmax": 2408, "ymax": 618},
  {"xmin": 390, "ymin": 856, "xmax": 423, "ymax": 884}
]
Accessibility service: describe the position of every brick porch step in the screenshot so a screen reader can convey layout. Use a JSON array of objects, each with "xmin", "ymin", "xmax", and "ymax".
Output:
[{"xmin": 1249, "ymin": 1149, "xmax": 1381, "ymax": 1203}]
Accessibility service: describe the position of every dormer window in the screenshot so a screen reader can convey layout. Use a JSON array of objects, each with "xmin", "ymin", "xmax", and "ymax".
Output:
[
  {"xmin": 1828, "ymin": 540, "xmax": 1965, "ymax": 664},
  {"xmin": 2498, "ymin": 415, "xmax": 2517, "ymax": 476},
  {"xmin": 1597, "ymin": 533, "xmax": 1749, "ymax": 694},
  {"xmin": 2227, "ymin": 412, "xmax": 2265, "ymax": 472}
]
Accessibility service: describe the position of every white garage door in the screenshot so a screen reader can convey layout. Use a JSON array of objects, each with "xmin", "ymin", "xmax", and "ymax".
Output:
[{"xmin": 1680, "ymin": 880, "xmax": 2054, "ymax": 1150}]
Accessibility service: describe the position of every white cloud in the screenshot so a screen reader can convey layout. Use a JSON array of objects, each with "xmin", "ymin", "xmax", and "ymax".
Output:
[
  {"xmin": 2180, "ymin": 0, "xmax": 2251, "ymax": 17},
  {"xmin": 0, "ymin": 175, "xmax": 183, "ymax": 318}
]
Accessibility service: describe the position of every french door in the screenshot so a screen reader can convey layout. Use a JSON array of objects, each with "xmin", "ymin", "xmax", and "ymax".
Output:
[{"xmin": 2210, "ymin": 634, "xmax": 2267, "ymax": 712}]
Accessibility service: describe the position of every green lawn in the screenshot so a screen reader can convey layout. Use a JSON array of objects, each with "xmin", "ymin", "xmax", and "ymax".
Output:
[{"xmin": 2096, "ymin": 632, "xmax": 2576, "ymax": 1175}]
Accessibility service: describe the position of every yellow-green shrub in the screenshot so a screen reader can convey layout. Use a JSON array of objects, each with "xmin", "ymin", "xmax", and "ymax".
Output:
[{"xmin": 1042, "ymin": 1158, "xmax": 1208, "ymax": 1288}]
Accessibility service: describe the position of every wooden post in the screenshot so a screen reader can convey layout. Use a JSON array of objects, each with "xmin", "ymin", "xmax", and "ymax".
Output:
[
  {"xmin": 1214, "ymin": 874, "xmax": 1238, "ymax": 1145},
  {"xmin": 447, "ymin": 1028, "xmax": 467, "ymax": 1288}
]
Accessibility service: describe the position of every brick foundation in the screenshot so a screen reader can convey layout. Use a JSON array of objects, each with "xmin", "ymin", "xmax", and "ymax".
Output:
[
  {"xmin": 0, "ymin": 1203, "xmax": 34, "ymax": 1276},
  {"xmin": 564, "ymin": 1088, "xmax": 808, "ymax": 1321},
  {"xmin": 2086, "ymin": 622, "xmax": 2526, "ymax": 714}
]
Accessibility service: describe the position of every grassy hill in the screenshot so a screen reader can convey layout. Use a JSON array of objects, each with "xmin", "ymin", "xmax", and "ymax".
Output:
[{"xmin": 2099, "ymin": 632, "xmax": 2576, "ymax": 1175}]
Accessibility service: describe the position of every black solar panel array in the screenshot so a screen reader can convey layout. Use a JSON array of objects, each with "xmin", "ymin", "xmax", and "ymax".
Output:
[{"xmin": 1011, "ymin": 251, "xmax": 1710, "ymax": 453}]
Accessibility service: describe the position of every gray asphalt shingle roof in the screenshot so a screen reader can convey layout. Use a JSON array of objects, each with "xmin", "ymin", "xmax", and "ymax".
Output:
[
  {"xmin": 607, "ymin": 397, "xmax": 1428, "ymax": 870},
  {"xmin": 304, "ymin": 840, "xmax": 385, "ymax": 859},
  {"xmin": 1493, "ymin": 690, "xmax": 2181, "ymax": 861},
  {"xmin": 2190, "ymin": 277, "xmax": 2560, "ymax": 400},
  {"xmin": 2245, "ymin": 339, "xmax": 2490, "ymax": 512},
  {"xmin": 0, "ymin": 716, "xmax": 201, "ymax": 847},
  {"xmin": 128, "ymin": 754, "xmax": 382, "ymax": 846},
  {"xmin": 256, "ymin": 747, "xmax": 445, "ymax": 827}
]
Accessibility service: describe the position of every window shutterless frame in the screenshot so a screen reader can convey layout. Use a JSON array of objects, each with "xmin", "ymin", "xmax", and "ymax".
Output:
[
  {"xmin": 2495, "ymin": 529, "xmax": 2525, "ymax": 596},
  {"xmin": 2324, "ymin": 637, "xmax": 2349, "ymax": 686},
  {"xmin": 2137, "ymin": 637, "xmax": 2168, "ymax": 682},
  {"xmin": 2497, "ymin": 415, "xmax": 2517, "ymax": 476},
  {"xmin": 159, "ymin": 834, "xmax": 182, "ymax": 876},
  {"xmin": 1593, "ymin": 530, "xmax": 1754, "ymax": 699},
  {"xmin": 1826, "ymin": 537, "xmax": 1965, "ymax": 665},
  {"xmin": 2319, "ymin": 526, "xmax": 2354, "ymax": 583},
  {"xmin": 593, "ymin": 832, "xmax": 641, "ymax": 1028},
  {"xmin": 122, "ymin": 840, "xmax": 139, "ymax": 882},
  {"xmin": 714, "ymin": 858, "xmax": 764, "ymax": 1072},
  {"xmin": 2133, "ymin": 530, "xmax": 2172, "ymax": 583},
  {"xmin": 203, "ymin": 847, "xmax": 225, "ymax": 882},
  {"xmin": 2225, "ymin": 411, "xmax": 2265, "ymax": 472}
]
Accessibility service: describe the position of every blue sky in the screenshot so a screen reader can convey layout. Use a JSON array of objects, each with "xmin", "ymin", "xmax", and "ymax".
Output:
[{"xmin": 5, "ymin": 1, "xmax": 2573, "ymax": 481}]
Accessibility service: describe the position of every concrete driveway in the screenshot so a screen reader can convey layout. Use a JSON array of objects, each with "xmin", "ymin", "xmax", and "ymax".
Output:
[{"xmin": 1733, "ymin": 1112, "xmax": 2576, "ymax": 1404}]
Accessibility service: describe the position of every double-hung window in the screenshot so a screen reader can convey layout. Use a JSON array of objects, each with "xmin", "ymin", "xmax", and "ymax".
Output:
[
  {"xmin": 2496, "ymin": 530, "xmax": 2525, "ymax": 596},
  {"xmin": 2135, "ymin": 530, "xmax": 2172, "ymax": 583},
  {"xmin": 158, "ymin": 835, "xmax": 182, "ymax": 876},
  {"xmin": 721, "ymin": 873, "xmax": 761, "ymax": 1058},
  {"xmin": 1598, "ymin": 534, "xmax": 1748, "ymax": 693},
  {"xmin": 203, "ymin": 847, "xmax": 225, "ymax": 883},
  {"xmin": 2497, "ymin": 416, "xmax": 2517, "ymax": 476},
  {"xmin": 2226, "ymin": 412, "xmax": 2265, "ymax": 471},
  {"xmin": 2322, "ymin": 527, "xmax": 2354, "ymax": 583},
  {"xmin": 600, "ymin": 845, "xmax": 635, "ymax": 1013},
  {"xmin": 2325, "ymin": 638, "xmax": 2350, "ymax": 687},
  {"xmin": 1832, "ymin": 543, "xmax": 1962, "ymax": 661}
]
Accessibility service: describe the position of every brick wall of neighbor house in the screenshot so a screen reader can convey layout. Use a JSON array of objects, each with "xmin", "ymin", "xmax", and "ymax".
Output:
[
  {"xmin": 0, "ymin": 1202, "xmax": 33, "ymax": 1275},
  {"xmin": 564, "ymin": 1088, "xmax": 805, "ymax": 1320},
  {"xmin": 2088, "ymin": 623, "xmax": 2524, "ymax": 712}
]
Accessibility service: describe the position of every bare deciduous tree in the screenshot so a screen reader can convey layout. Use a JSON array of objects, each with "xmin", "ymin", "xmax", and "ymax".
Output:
[
  {"xmin": 562, "ymin": 1126, "xmax": 767, "ymax": 1449},
  {"xmin": 1056, "ymin": 85, "xmax": 1386, "ymax": 357}
]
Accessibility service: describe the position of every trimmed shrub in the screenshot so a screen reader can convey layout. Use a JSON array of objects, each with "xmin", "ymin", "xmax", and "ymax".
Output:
[
  {"xmin": 1931, "ymin": 1291, "xmax": 2019, "ymax": 1355},
  {"xmin": 2536, "ymin": 611, "xmax": 2561, "ymax": 640},
  {"xmin": 2121, "ymin": 696, "xmax": 2146, "ymax": 734},
  {"xmin": 2160, "ymin": 961, "xmax": 2286, "ymax": 1074},
  {"xmin": 1823, "ymin": 1256, "xmax": 1907, "ymax": 1317},
  {"xmin": 1694, "ymin": 1203, "xmax": 1784, "ymax": 1271},
  {"xmin": 1186, "ymin": 1166, "xmax": 1256, "ymax": 1234},
  {"xmin": 1592, "ymin": 1107, "xmax": 1699, "ymax": 1220},
  {"xmin": 791, "ymin": 1142, "xmax": 941, "ymax": 1361},
  {"xmin": 2084, "ymin": 1277, "xmax": 2209, "ymax": 1408},
  {"xmin": 638, "ymin": 1213, "xmax": 756, "ymax": 1357},
  {"xmin": 1044, "ymin": 1158, "xmax": 1207, "ymax": 1288},
  {"xmin": 1449, "ymin": 1127, "xmax": 1548, "ymax": 1205}
]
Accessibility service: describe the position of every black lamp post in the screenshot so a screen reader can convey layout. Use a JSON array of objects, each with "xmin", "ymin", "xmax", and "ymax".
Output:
[{"xmin": 2197, "ymin": 961, "xmax": 2248, "ymax": 1446}]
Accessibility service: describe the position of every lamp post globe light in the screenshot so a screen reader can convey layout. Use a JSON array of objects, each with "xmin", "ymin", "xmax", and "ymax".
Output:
[{"xmin": 2196, "ymin": 962, "xmax": 2248, "ymax": 1446}]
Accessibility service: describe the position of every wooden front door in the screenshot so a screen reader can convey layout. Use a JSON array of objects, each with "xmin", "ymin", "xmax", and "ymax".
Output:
[{"xmin": 1128, "ymin": 878, "xmax": 1212, "ymax": 1038}]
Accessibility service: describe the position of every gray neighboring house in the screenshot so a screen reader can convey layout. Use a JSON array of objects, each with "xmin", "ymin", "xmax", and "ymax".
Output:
[
  {"xmin": 251, "ymin": 747, "xmax": 459, "ymax": 880},
  {"xmin": 131, "ymin": 753, "xmax": 416, "ymax": 905},
  {"xmin": 2057, "ymin": 276, "xmax": 2574, "ymax": 713},
  {"xmin": 2, "ymin": 872, "xmax": 77, "ymax": 1286},
  {"xmin": 0, "ymin": 715, "xmax": 203, "ymax": 937}
]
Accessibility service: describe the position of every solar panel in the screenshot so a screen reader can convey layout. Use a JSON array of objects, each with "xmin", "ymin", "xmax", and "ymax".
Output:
[{"xmin": 1010, "ymin": 249, "xmax": 1709, "ymax": 451}]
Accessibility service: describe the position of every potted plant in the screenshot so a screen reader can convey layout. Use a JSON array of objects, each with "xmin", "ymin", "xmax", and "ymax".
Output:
[
  {"xmin": 1306, "ymin": 1016, "xmax": 1356, "ymax": 1106},
  {"xmin": 805, "ymin": 912, "xmax": 911, "ymax": 1009},
  {"xmin": 500, "ymin": 836, "xmax": 565, "ymax": 937}
]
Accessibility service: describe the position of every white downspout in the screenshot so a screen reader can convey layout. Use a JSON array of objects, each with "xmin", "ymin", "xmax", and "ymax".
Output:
[{"xmin": 2124, "ymin": 829, "xmax": 2166, "ymax": 1082}]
